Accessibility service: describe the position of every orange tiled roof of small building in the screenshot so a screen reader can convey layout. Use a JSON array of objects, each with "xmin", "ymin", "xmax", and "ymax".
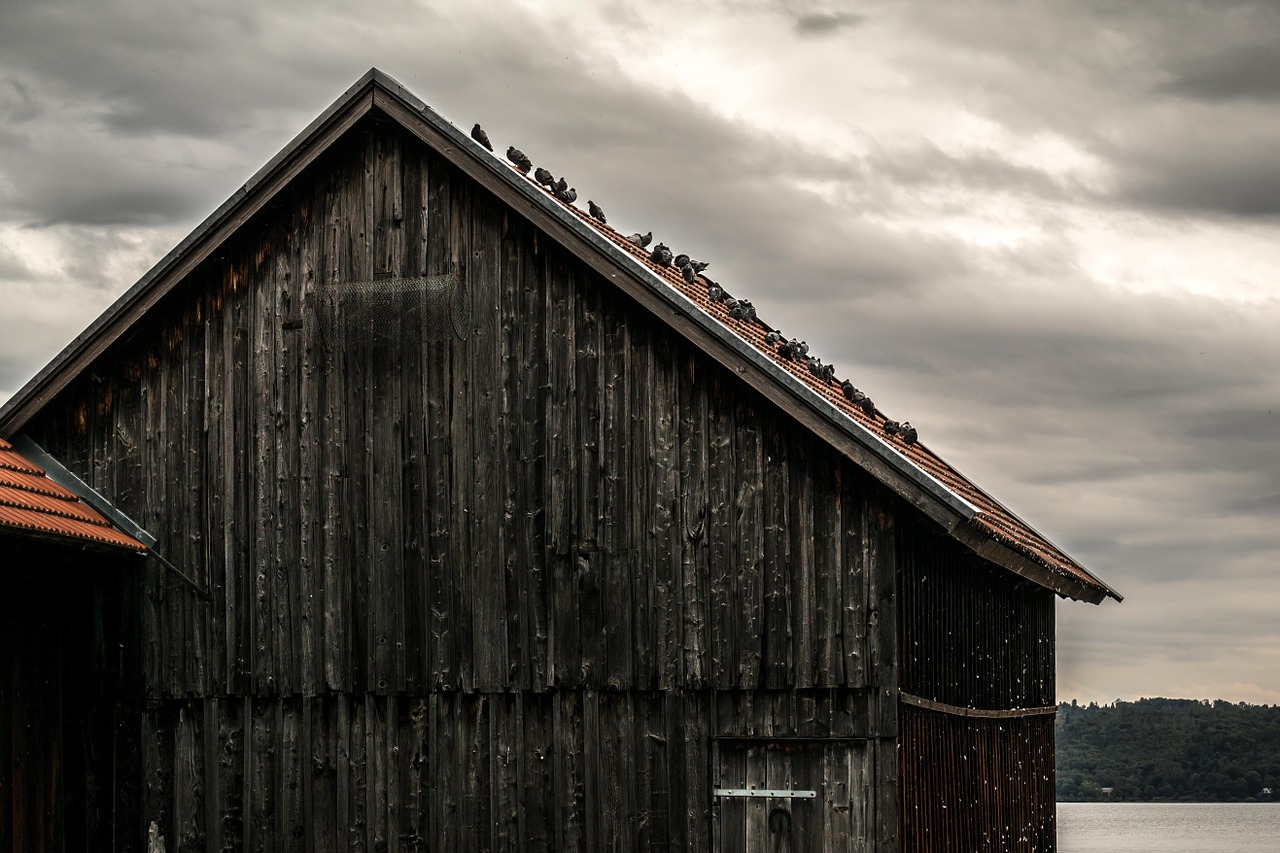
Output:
[
  {"xmin": 522, "ymin": 176, "xmax": 1105, "ymax": 598},
  {"xmin": 0, "ymin": 436, "xmax": 146, "ymax": 552}
]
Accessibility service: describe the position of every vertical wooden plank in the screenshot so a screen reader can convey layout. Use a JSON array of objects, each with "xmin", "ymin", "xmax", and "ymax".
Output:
[
  {"xmin": 813, "ymin": 458, "xmax": 843, "ymax": 688},
  {"xmin": 469, "ymin": 193, "xmax": 507, "ymax": 691},
  {"xmin": 552, "ymin": 691, "xmax": 585, "ymax": 853},
  {"xmin": 734, "ymin": 396, "xmax": 765, "ymax": 690},
  {"xmin": 423, "ymin": 153, "xmax": 456, "ymax": 691},
  {"xmin": 320, "ymin": 150, "xmax": 352, "ymax": 694},
  {"xmin": 790, "ymin": 438, "xmax": 816, "ymax": 689},
  {"xmin": 581, "ymin": 690, "xmax": 601, "ymax": 853},
  {"xmin": 497, "ymin": 211, "xmax": 529, "ymax": 692},
  {"xmin": 545, "ymin": 247, "xmax": 580, "ymax": 688},
  {"xmin": 297, "ymin": 181, "xmax": 323, "ymax": 696},
  {"xmin": 278, "ymin": 699, "xmax": 304, "ymax": 851},
  {"xmin": 706, "ymin": 372, "xmax": 735, "ymax": 690},
  {"xmin": 399, "ymin": 698, "xmax": 429, "ymax": 851},
  {"xmin": 490, "ymin": 694, "xmax": 520, "ymax": 853},
  {"xmin": 518, "ymin": 693, "xmax": 555, "ymax": 853},
  {"xmin": 171, "ymin": 703, "xmax": 203, "ymax": 852},
  {"xmin": 683, "ymin": 692, "xmax": 711, "ymax": 853},
  {"xmin": 398, "ymin": 145, "xmax": 430, "ymax": 696},
  {"xmin": 601, "ymin": 295, "xmax": 635, "ymax": 690},
  {"xmin": 840, "ymin": 464, "xmax": 868, "ymax": 689},
  {"xmin": 348, "ymin": 696, "xmax": 369, "ymax": 853},
  {"xmin": 448, "ymin": 170, "xmax": 476, "ymax": 693},
  {"xmin": 251, "ymin": 232, "xmax": 279, "ymax": 697},
  {"xmin": 761, "ymin": 419, "xmax": 791, "ymax": 690},
  {"xmin": 576, "ymin": 270, "xmax": 605, "ymax": 687},
  {"xmin": 650, "ymin": 330, "xmax": 681, "ymax": 690},
  {"xmin": 516, "ymin": 228, "xmax": 550, "ymax": 691},
  {"xmin": 678, "ymin": 351, "xmax": 709, "ymax": 689},
  {"xmin": 246, "ymin": 699, "xmax": 277, "ymax": 851}
]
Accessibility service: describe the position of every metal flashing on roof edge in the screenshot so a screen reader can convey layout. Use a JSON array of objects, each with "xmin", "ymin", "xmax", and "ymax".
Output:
[
  {"xmin": 15, "ymin": 436, "xmax": 211, "ymax": 600},
  {"xmin": 14, "ymin": 435, "xmax": 157, "ymax": 549}
]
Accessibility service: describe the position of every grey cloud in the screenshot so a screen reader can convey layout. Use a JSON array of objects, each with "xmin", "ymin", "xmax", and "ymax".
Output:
[
  {"xmin": 792, "ymin": 11, "xmax": 864, "ymax": 36},
  {"xmin": 1163, "ymin": 40, "xmax": 1280, "ymax": 103}
]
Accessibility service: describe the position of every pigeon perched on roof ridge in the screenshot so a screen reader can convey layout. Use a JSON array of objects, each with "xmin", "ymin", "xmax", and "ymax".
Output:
[
  {"xmin": 900, "ymin": 422, "xmax": 918, "ymax": 445},
  {"xmin": 650, "ymin": 243, "xmax": 673, "ymax": 267},
  {"xmin": 556, "ymin": 187, "xmax": 577, "ymax": 203},
  {"xmin": 588, "ymin": 200, "xmax": 607, "ymax": 224},
  {"xmin": 471, "ymin": 124, "xmax": 493, "ymax": 152},
  {"xmin": 506, "ymin": 146, "xmax": 532, "ymax": 174},
  {"xmin": 626, "ymin": 231, "xmax": 653, "ymax": 248},
  {"xmin": 673, "ymin": 253, "xmax": 690, "ymax": 269},
  {"xmin": 691, "ymin": 260, "xmax": 710, "ymax": 273},
  {"xmin": 534, "ymin": 167, "xmax": 555, "ymax": 188},
  {"xmin": 681, "ymin": 264, "xmax": 697, "ymax": 283}
]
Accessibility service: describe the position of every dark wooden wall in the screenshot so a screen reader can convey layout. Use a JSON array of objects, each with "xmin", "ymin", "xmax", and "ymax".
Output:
[
  {"xmin": 1, "ymin": 539, "xmax": 141, "ymax": 853},
  {"xmin": 896, "ymin": 518, "xmax": 1058, "ymax": 851},
  {"xmin": 25, "ymin": 114, "xmax": 905, "ymax": 850}
]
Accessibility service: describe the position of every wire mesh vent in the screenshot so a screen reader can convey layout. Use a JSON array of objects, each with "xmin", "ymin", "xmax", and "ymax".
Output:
[{"xmin": 314, "ymin": 272, "xmax": 468, "ymax": 349}]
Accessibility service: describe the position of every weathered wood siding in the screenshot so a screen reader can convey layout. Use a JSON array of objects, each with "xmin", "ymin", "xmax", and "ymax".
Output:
[
  {"xmin": 25, "ymin": 115, "xmax": 903, "ymax": 849},
  {"xmin": 897, "ymin": 520, "xmax": 1057, "ymax": 851}
]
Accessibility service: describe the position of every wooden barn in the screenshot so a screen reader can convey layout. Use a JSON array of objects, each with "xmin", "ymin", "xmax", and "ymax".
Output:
[{"xmin": 0, "ymin": 69, "xmax": 1120, "ymax": 852}]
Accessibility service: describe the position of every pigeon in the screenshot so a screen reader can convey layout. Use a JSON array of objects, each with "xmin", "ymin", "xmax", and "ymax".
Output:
[
  {"xmin": 883, "ymin": 420, "xmax": 901, "ymax": 436},
  {"xmin": 691, "ymin": 260, "xmax": 710, "ymax": 273},
  {"xmin": 673, "ymin": 253, "xmax": 691, "ymax": 269},
  {"xmin": 765, "ymin": 330, "xmax": 783, "ymax": 346},
  {"xmin": 626, "ymin": 232, "xmax": 653, "ymax": 248},
  {"xmin": 841, "ymin": 380, "xmax": 866, "ymax": 404},
  {"xmin": 777, "ymin": 340, "xmax": 795, "ymax": 360},
  {"xmin": 859, "ymin": 397, "xmax": 876, "ymax": 417},
  {"xmin": 742, "ymin": 300, "xmax": 757, "ymax": 321},
  {"xmin": 723, "ymin": 296, "xmax": 738, "ymax": 311},
  {"xmin": 471, "ymin": 124, "xmax": 494, "ymax": 152},
  {"xmin": 706, "ymin": 280, "xmax": 724, "ymax": 302},
  {"xmin": 650, "ymin": 243, "xmax": 674, "ymax": 267},
  {"xmin": 588, "ymin": 200, "xmax": 607, "ymax": 223},
  {"xmin": 506, "ymin": 146, "xmax": 532, "ymax": 174},
  {"xmin": 796, "ymin": 340, "xmax": 810, "ymax": 357},
  {"xmin": 554, "ymin": 176, "xmax": 568, "ymax": 194},
  {"xmin": 900, "ymin": 422, "xmax": 918, "ymax": 445},
  {"xmin": 562, "ymin": 188, "xmax": 578, "ymax": 203},
  {"xmin": 534, "ymin": 167, "xmax": 555, "ymax": 188},
  {"xmin": 682, "ymin": 264, "xmax": 697, "ymax": 283},
  {"xmin": 820, "ymin": 362, "xmax": 836, "ymax": 383},
  {"xmin": 807, "ymin": 356, "xmax": 824, "ymax": 377}
]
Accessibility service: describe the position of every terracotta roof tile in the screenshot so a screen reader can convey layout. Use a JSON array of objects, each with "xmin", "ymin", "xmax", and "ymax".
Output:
[
  {"xmin": 517, "ymin": 173, "xmax": 1110, "ymax": 599},
  {"xmin": 0, "ymin": 436, "xmax": 147, "ymax": 552}
]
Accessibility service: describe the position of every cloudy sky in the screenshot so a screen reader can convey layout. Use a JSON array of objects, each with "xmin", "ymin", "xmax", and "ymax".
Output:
[{"xmin": 1, "ymin": 0, "xmax": 1277, "ymax": 705}]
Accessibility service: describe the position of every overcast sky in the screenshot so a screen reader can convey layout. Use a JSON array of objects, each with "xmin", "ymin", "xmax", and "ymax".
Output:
[{"xmin": 2, "ymin": 0, "xmax": 1277, "ymax": 705}]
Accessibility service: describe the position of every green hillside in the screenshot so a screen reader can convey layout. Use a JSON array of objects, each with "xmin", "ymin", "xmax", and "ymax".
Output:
[{"xmin": 1056, "ymin": 698, "xmax": 1280, "ymax": 802}]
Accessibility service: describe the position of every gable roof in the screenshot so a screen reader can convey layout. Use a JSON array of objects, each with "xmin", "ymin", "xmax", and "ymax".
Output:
[
  {"xmin": 0, "ymin": 436, "xmax": 147, "ymax": 552},
  {"xmin": 0, "ymin": 69, "xmax": 1119, "ymax": 603}
]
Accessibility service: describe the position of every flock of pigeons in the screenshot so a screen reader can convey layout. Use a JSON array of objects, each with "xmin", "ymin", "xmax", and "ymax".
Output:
[{"xmin": 470, "ymin": 123, "xmax": 918, "ymax": 447}]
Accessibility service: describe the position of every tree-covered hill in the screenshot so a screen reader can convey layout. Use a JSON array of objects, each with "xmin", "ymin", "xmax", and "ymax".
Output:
[{"xmin": 1056, "ymin": 698, "xmax": 1280, "ymax": 802}]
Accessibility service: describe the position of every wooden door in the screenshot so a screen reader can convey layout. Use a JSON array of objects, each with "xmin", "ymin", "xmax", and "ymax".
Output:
[{"xmin": 713, "ymin": 739, "xmax": 872, "ymax": 852}]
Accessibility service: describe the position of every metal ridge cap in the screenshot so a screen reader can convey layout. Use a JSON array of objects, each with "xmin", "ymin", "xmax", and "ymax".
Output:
[{"xmin": 384, "ymin": 86, "xmax": 978, "ymax": 521}]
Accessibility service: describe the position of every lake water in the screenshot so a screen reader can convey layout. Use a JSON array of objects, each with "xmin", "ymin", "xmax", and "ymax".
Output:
[{"xmin": 1057, "ymin": 803, "xmax": 1280, "ymax": 853}]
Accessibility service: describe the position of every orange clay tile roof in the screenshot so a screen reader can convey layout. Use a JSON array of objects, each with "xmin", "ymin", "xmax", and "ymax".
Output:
[
  {"xmin": 521, "ymin": 174, "xmax": 1108, "ymax": 599},
  {"xmin": 0, "ymin": 436, "xmax": 147, "ymax": 552}
]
